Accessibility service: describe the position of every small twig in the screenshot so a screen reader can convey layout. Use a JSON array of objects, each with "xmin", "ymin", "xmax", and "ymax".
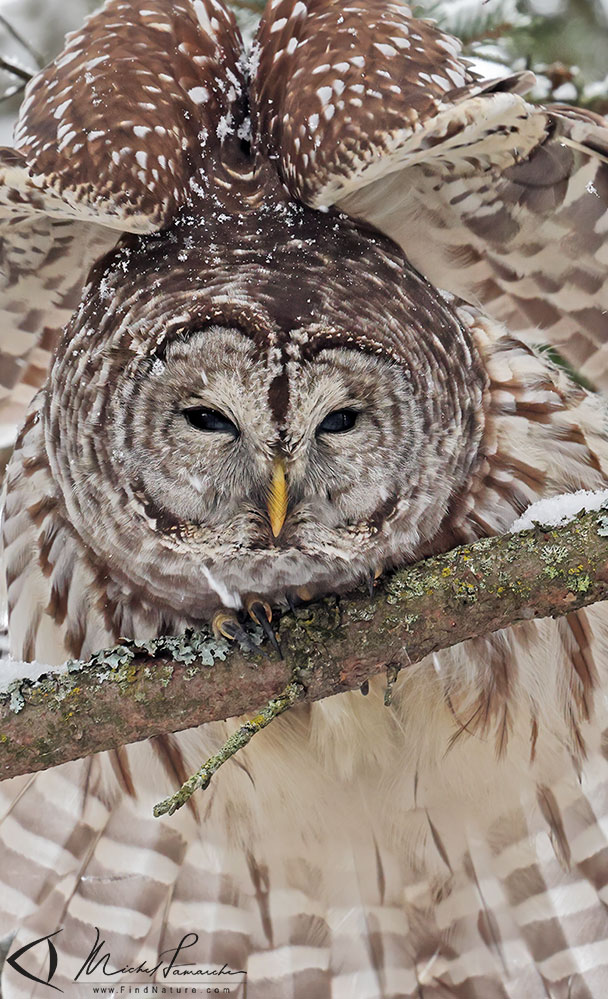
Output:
[
  {"xmin": 153, "ymin": 680, "xmax": 304, "ymax": 816},
  {"xmin": 384, "ymin": 663, "xmax": 402, "ymax": 707},
  {"xmin": 0, "ymin": 13, "xmax": 45, "ymax": 69},
  {"xmin": 0, "ymin": 56, "xmax": 33, "ymax": 84}
]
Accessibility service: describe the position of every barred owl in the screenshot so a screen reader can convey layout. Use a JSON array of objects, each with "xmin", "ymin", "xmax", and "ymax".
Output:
[{"xmin": 0, "ymin": 0, "xmax": 608, "ymax": 996}]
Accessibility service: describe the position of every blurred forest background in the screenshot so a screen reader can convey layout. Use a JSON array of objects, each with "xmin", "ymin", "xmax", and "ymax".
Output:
[{"xmin": 0, "ymin": 0, "xmax": 605, "ymax": 144}]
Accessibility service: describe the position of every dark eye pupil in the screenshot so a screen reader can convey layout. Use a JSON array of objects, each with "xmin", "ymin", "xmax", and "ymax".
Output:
[
  {"xmin": 184, "ymin": 407, "xmax": 238, "ymax": 435},
  {"xmin": 317, "ymin": 409, "xmax": 358, "ymax": 434}
]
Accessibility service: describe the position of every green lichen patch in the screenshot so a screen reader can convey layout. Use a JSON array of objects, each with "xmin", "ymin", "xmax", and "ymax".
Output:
[
  {"xmin": 566, "ymin": 566, "xmax": 593, "ymax": 593},
  {"xmin": 0, "ymin": 627, "xmax": 233, "ymax": 716},
  {"xmin": 540, "ymin": 544, "xmax": 570, "ymax": 564},
  {"xmin": 7, "ymin": 682, "xmax": 25, "ymax": 714},
  {"xmin": 85, "ymin": 628, "xmax": 231, "ymax": 673}
]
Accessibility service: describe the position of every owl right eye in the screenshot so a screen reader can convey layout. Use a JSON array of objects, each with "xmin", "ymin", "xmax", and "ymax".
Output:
[
  {"xmin": 316, "ymin": 409, "xmax": 359, "ymax": 435},
  {"xmin": 183, "ymin": 407, "xmax": 239, "ymax": 436}
]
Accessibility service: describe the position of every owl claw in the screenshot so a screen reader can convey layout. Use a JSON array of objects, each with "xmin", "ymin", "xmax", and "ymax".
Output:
[
  {"xmin": 367, "ymin": 567, "xmax": 382, "ymax": 598},
  {"xmin": 247, "ymin": 599, "xmax": 283, "ymax": 659},
  {"xmin": 295, "ymin": 585, "xmax": 314, "ymax": 602},
  {"xmin": 212, "ymin": 610, "xmax": 258, "ymax": 654}
]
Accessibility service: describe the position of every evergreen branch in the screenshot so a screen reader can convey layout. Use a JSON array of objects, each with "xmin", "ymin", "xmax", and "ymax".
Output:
[
  {"xmin": 414, "ymin": 0, "xmax": 529, "ymax": 44},
  {"xmin": 229, "ymin": 0, "xmax": 265, "ymax": 12}
]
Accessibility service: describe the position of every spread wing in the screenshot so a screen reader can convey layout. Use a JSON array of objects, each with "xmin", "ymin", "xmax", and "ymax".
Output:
[
  {"xmin": 0, "ymin": 0, "xmax": 246, "ymax": 438},
  {"xmin": 252, "ymin": 0, "xmax": 608, "ymax": 389}
]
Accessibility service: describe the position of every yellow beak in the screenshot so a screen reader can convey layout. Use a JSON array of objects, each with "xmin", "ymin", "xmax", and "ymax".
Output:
[{"xmin": 267, "ymin": 458, "xmax": 288, "ymax": 538}]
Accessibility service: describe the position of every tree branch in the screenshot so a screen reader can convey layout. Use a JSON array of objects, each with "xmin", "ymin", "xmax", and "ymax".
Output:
[{"xmin": 2, "ymin": 507, "xmax": 608, "ymax": 783}]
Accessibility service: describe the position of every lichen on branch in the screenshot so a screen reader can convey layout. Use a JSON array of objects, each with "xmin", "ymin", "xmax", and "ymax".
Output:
[{"xmin": 2, "ymin": 504, "xmax": 608, "ymax": 790}]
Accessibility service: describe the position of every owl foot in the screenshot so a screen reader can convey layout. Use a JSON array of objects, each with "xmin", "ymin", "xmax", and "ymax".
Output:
[
  {"xmin": 295, "ymin": 586, "xmax": 314, "ymax": 602},
  {"xmin": 212, "ymin": 610, "xmax": 258, "ymax": 654},
  {"xmin": 246, "ymin": 598, "xmax": 283, "ymax": 658}
]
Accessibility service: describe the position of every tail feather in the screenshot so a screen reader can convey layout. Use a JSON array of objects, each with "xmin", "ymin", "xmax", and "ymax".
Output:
[{"xmin": 2, "ymin": 687, "xmax": 608, "ymax": 996}]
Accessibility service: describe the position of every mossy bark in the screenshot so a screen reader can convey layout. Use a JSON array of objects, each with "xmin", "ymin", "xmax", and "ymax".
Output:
[{"xmin": 2, "ymin": 507, "xmax": 608, "ymax": 782}]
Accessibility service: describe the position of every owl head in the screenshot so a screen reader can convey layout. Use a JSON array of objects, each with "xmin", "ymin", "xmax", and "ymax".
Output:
[
  {"xmin": 3, "ymin": 0, "xmax": 494, "ymax": 625},
  {"xmin": 45, "ymin": 191, "xmax": 487, "ymax": 617},
  {"xmin": 4, "ymin": 0, "xmax": 606, "ymax": 625}
]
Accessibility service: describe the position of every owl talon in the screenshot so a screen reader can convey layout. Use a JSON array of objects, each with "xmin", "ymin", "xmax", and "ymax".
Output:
[
  {"xmin": 247, "ymin": 599, "xmax": 283, "ymax": 659},
  {"xmin": 212, "ymin": 611, "xmax": 258, "ymax": 654},
  {"xmin": 295, "ymin": 586, "xmax": 314, "ymax": 603},
  {"xmin": 367, "ymin": 567, "xmax": 382, "ymax": 598}
]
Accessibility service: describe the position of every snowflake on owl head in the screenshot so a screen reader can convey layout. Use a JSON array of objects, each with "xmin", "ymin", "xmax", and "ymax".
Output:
[{"xmin": 1, "ymin": 1, "xmax": 608, "ymax": 997}]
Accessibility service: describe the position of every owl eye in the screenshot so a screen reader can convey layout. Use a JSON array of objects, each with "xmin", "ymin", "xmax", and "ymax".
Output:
[
  {"xmin": 183, "ymin": 407, "xmax": 239, "ymax": 436},
  {"xmin": 316, "ymin": 409, "xmax": 358, "ymax": 435}
]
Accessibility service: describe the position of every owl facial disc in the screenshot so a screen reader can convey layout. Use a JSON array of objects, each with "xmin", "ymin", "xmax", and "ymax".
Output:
[{"xmin": 46, "ymin": 202, "xmax": 486, "ymax": 618}]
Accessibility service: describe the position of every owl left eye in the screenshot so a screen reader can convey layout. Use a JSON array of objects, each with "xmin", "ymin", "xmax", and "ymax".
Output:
[
  {"xmin": 183, "ymin": 407, "xmax": 239, "ymax": 436},
  {"xmin": 316, "ymin": 409, "xmax": 358, "ymax": 435}
]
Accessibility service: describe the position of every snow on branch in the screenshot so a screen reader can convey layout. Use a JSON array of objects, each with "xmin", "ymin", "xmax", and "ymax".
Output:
[{"xmin": 2, "ymin": 499, "xmax": 608, "ymax": 795}]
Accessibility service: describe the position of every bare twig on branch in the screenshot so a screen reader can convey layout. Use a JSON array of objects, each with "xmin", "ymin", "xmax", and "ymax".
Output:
[
  {"xmin": 1, "ymin": 507, "xmax": 608, "ymax": 791},
  {"xmin": 0, "ymin": 57, "xmax": 32, "ymax": 84},
  {"xmin": 0, "ymin": 54, "xmax": 34, "ymax": 102},
  {"xmin": 0, "ymin": 13, "xmax": 44, "ymax": 69},
  {"xmin": 154, "ymin": 681, "xmax": 303, "ymax": 816},
  {"xmin": 0, "ymin": 13, "xmax": 41, "ymax": 103}
]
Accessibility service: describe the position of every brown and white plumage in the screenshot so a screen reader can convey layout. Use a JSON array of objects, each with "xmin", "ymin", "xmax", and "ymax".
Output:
[
  {"xmin": 0, "ymin": 0, "xmax": 245, "ymax": 439},
  {"xmin": 253, "ymin": 0, "xmax": 608, "ymax": 388},
  {"xmin": 1, "ymin": 1, "xmax": 608, "ymax": 996}
]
